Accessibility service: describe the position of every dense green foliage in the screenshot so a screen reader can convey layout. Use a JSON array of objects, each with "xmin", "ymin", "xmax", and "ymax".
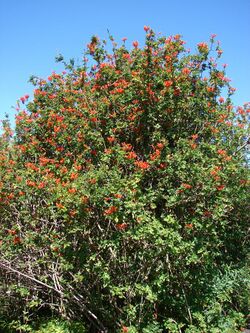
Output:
[{"xmin": 0, "ymin": 28, "xmax": 249, "ymax": 332}]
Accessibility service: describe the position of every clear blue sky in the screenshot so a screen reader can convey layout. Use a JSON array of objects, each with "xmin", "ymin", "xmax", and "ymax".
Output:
[{"xmin": 0, "ymin": 0, "xmax": 249, "ymax": 128}]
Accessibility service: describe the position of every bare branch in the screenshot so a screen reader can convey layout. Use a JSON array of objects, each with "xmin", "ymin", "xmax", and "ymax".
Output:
[
  {"xmin": 0, "ymin": 259, "xmax": 63, "ymax": 295},
  {"xmin": 233, "ymin": 136, "xmax": 250, "ymax": 156},
  {"xmin": 0, "ymin": 259, "xmax": 107, "ymax": 332}
]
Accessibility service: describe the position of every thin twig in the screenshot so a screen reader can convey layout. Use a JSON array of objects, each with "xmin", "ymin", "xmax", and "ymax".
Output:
[
  {"xmin": 0, "ymin": 259, "xmax": 63, "ymax": 295},
  {"xmin": 0, "ymin": 259, "xmax": 107, "ymax": 332},
  {"xmin": 233, "ymin": 136, "xmax": 250, "ymax": 156}
]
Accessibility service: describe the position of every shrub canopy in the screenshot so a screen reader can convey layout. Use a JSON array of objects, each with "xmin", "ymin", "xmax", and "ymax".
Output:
[{"xmin": 0, "ymin": 28, "xmax": 249, "ymax": 332}]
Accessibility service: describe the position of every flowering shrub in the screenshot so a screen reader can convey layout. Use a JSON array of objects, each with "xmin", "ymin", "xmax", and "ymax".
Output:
[{"xmin": 0, "ymin": 28, "xmax": 249, "ymax": 332}]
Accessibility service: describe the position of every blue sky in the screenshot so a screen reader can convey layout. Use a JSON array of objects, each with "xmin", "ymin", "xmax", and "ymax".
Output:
[{"xmin": 0, "ymin": 0, "xmax": 249, "ymax": 128}]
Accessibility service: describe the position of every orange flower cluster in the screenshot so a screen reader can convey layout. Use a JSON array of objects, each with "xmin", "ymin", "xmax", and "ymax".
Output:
[
  {"xmin": 134, "ymin": 161, "xmax": 150, "ymax": 170},
  {"xmin": 181, "ymin": 183, "xmax": 192, "ymax": 189},
  {"xmin": 104, "ymin": 206, "xmax": 118, "ymax": 215},
  {"xmin": 116, "ymin": 223, "xmax": 127, "ymax": 231},
  {"xmin": 126, "ymin": 151, "xmax": 137, "ymax": 159},
  {"xmin": 164, "ymin": 80, "xmax": 173, "ymax": 88}
]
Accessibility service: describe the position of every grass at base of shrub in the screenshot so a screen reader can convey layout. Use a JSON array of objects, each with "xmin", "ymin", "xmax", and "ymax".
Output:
[{"xmin": 0, "ymin": 318, "xmax": 87, "ymax": 333}]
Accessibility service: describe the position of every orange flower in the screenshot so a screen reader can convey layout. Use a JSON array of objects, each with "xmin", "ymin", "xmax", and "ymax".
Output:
[
  {"xmin": 210, "ymin": 168, "xmax": 219, "ymax": 177},
  {"xmin": 54, "ymin": 126, "xmax": 60, "ymax": 133},
  {"xmin": 70, "ymin": 172, "xmax": 78, "ymax": 180},
  {"xmin": 13, "ymin": 236, "xmax": 21, "ymax": 244},
  {"xmin": 134, "ymin": 161, "xmax": 150, "ymax": 169},
  {"xmin": 132, "ymin": 41, "xmax": 139, "ymax": 48},
  {"xmin": 190, "ymin": 143, "xmax": 197, "ymax": 149},
  {"xmin": 197, "ymin": 42, "xmax": 208, "ymax": 52},
  {"xmin": 104, "ymin": 206, "xmax": 118, "ymax": 215},
  {"xmin": 104, "ymin": 149, "xmax": 112, "ymax": 155},
  {"xmin": 114, "ymin": 193, "xmax": 123, "ymax": 199},
  {"xmin": 182, "ymin": 183, "xmax": 192, "ymax": 189},
  {"xmin": 159, "ymin": 163, "xmax": 167, "ymax": 169},
  {"xmin": 122, "ymin": 53, "xmax": 130, "ymax": 60},
  {"xmin": 207, "ymin": 86, "xmax": 215, "ymax": 93},
  {"xmin": 224, "ymin": 155, "xmax": 232, "ymax": 162},
  {"xmin": 56, "ymin": 202, "xmax": 65, "ymax": 209},
  {"xmin": 174, "ymin": 34, "xmax": 181, "ymax": 40},
  {"xmin": 185, "ymin": 223, "xmax": 193, "ymax": 229},
  {"xmin": 39, "ymin": 156, "xmax": 51, "ymax": 166},
  {"xmin": 216, "ymin": 185, "xmax": 225, "ymax": 191},
  {"xmin": 191, "ymin": 134, "xmax": 198, "ymax": 140},
  {"xmin": 150, "ymin": 149, "xmax": 161, "ymax": 161},
  {"xmin": 8, "ymin": 229, "xmax": 16, "ymax": 235},
  {"xmin": 55, "ymin": 178, "xmax": 61, "ymax": 184},
  {"xmin": 75, "ymin": 164, "xmax": 82, "ymax": 171},
  {"xmin": 68, "ymin": 188, "xmax": 77, "ymax": 194},
  {"xmin": 107, "ymin": 136, "xmax": 115, "ymax": 143},
  {"xmin": 116, "ymin": 223, "xmax": 128, "ymax": 231},
  {"xmin": 217, "ymin": 149, "xmax": 226, "ymax": 156},
  {"xmin": 9, "ymin": 160, "xmax": 16, "ymax": 166},
  {"xmin": 164, "ymin": 80, "xmax": 173, "ymax": 88},
  {"xmin": 126, "ymin": 151, "xmax": 137, "ymax": 159},
  {"xmin": 182, "ymin": 68, "xmax": 191, "ymax": 75},
  {"xmin": 25, "ymin": 162, "xmax": 39, "ymax": 171},
  {"xmin": 156, "ymin": 142, "xmax": 164, "ymax": 149},
  {"xmin": 122, "ymin": 143, "xmax": 133, "ymax": 151},
  {"xmin": 37, "ymin": 182, "xmax": 46, "ymax": 189},
  {"xmin": 115, "ymin": 88, "xmax": 124, "ymax": 94},
  {"xmin": 26, "ymin": 180, "xmax": 36, "ymax": 187}
]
